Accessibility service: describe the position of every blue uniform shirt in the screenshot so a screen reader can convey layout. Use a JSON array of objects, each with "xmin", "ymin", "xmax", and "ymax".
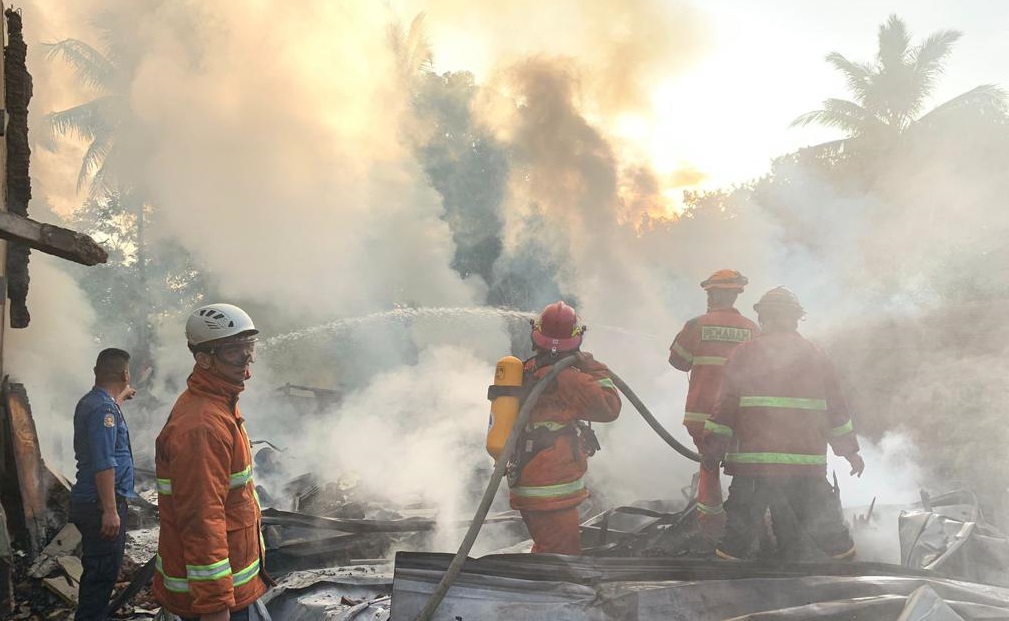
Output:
[{"xmin": 70, "ymin": 387, "xmax": 136, "ymax": 501}]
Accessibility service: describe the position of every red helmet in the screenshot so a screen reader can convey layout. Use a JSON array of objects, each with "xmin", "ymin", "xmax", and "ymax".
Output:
[{"xmin": 531, "ymin": 301, "xmax": 585, "ymax": 354}]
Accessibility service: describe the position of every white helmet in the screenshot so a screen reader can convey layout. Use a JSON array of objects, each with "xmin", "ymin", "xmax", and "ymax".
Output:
[{"xmin": 186, "ymin": 303, "xmax": 258, "ymax": 349}]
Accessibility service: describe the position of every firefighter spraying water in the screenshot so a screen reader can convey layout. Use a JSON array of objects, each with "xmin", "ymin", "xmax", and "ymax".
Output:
[{"xmin": 500, "ymin": 301, "xmax": 622, "ymax": 554}]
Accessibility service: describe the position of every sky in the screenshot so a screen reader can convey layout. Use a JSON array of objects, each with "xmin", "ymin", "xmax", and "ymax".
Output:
[{"xmin": 417, "ymin": 0, "xmax": 1009, "ymax": 190}]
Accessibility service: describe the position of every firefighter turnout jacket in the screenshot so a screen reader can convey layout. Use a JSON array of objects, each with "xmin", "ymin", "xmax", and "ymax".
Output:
[
  {"xmin": 509, "ymin": 353, "xmax": 621, "ymax": 512},
  {"xmin": 669, "ymin": 308, "xmax": 759, "ymax": 445},
  {"xmin": 702, "ymin": 331, "xmax": 859, "ymax": 477},
  {"xmin": 153, "ymin": 367, "xmax": 267, "ymax": 616}
]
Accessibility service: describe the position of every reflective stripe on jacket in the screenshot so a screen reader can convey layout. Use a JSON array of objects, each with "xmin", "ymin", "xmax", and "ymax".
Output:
[
  {"xmin": 153, "ymin": 367, "xmax": 267, "ymax": 616},
  {"xmin": 509, "ymin": 353, "xmax": 621, "ymax": 512},
  {"xmin": 701, "ymin": 331, "xmax": 859, "ymax": 477},
  {"xmin": 668, "ymin": 308, "xmax": 759, "ymax": 445}
]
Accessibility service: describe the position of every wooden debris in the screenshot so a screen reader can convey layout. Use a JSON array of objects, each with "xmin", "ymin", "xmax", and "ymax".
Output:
[
  {"xmin": 28, "ymin": 523, "xmax": 81, "ymax": 578},
  {"xmin": 3, "ymin": 381, "xmax": 47, "ymax": 557},
  {"xmin": 41, "ymin": 574, "xmax": 77, "ymax": 606},
  {"xmin": 56, "ymin": 556, "xmax": 83, "ymax": 584}
]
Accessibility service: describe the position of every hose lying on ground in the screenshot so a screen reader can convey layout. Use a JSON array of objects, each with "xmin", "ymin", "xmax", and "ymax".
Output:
[{"xmin": 413, "ymin": 360, "xmax": 697, "ymax": 620}]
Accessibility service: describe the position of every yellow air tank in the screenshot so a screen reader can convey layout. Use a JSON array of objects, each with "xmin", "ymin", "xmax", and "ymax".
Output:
[{"xmin": 486, "ymin": 356, "xmax": 524, "ymax": 460}]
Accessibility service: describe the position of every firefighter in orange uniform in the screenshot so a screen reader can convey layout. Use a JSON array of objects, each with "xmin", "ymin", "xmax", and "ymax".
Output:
[
  {"xmin": 508, "ymin": 301, "xmax": 622, "ymax": 554},
  {"xmin": 668, "ymin": 269, "xmax": 759, "ymax": 447},
  {"xmin": 701, "ymin": 287, "xmax": 865, "ymax": 561},
  {"xmin": 154, "ymin": 304, "xmax": 270, "ymax": 621},
  {"xmin": 669, "ymin": 270, "xmax": 759, "ymax": 537}
]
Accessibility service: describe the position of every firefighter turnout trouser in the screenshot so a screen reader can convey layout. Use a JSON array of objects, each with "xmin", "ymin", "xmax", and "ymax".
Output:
[
  {"xmin": 521, "ymin": 507, "xmax": 582, "ymax": 554},
  {"xmin": 717, "ymin": 476, "xmax": 855, "ymax": 561}
]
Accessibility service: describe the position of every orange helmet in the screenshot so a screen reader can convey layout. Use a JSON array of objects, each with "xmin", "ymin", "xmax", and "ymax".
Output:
[
  {"xmin": 531, "ymin": 301, "xmax": 585, "ymax": 354},
  {"xmin": 701, "ymin": 269, "xmax": 748, "ymax": 291},
  {"xmin": 753, "ymin": 286, "xmax": 805, "ymax": 318}
]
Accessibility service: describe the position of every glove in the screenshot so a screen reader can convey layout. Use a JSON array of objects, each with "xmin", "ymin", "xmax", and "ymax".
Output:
[{"xmin": 845, "ymin": 452, "xmax": 865, "ymax": 477}]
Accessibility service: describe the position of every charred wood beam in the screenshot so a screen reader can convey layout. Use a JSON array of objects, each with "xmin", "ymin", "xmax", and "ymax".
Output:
[
  {"xmin": 4, "ymin": 8, "xmax": 32, "ymax": 328},
  {"xmin": 0, "ymin": 212, "xmax": 107, "ymax": 266}
]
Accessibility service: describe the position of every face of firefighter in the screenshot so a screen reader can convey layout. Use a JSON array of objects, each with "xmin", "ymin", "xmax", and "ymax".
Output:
[{"xmin": 195, "ymin": 335, "xmax": 257, "ymax": 384}]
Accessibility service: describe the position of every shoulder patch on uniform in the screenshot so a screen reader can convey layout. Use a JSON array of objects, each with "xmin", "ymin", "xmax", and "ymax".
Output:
[{"xmin": 103, "ymin": 413, "xmax": 116, "ymax": 428}]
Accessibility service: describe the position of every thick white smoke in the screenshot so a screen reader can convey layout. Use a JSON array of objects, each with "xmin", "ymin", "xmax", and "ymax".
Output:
[{"xmin": 13, "ymin": 2, "xmax": 1007, "ymax": 567}]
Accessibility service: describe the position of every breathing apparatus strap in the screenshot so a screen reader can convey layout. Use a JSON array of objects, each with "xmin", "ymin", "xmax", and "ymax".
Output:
[{"xmin": 505, "ymin": 352, "xmax": 601, "ymax": 486}]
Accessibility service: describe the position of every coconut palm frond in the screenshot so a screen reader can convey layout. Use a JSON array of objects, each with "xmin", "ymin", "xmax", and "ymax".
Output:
[
  {"xmin": 46, "ymin": 103, "xmax": 102, "ymax": 146},
  {"xmin": 917, "ymin": 84, "xmax": 1009, "ymax": 127},
  {"xmin": 43, "ymin": 39, "xmax": 114, "ymax": 92},
  {"xmin": 78, "ymin": 129, "xmax": 115, "ymax": 194},
  {"xmin": 791, "ymin": 109, "xmax": 859, "ymax": 133},
  {"xmin": 88, "ymin": 161, "xmax": 122, "ymax": 201},
  {"xmin": 389, "ymin": 13, "xmax": 433, "ymax": 83},
  {"xmin": 792, "ymin": 98, "xmax": 882, "ymax": 136},
  {"xmin": 46, "ymin": 95, "xmax": 120, "ymax": 143},
  {"xmin": 909, "ymin": 29, "xmax": 962, "ymax": 106},
  {"xmin": 877, "ymin": 14, "xmax": 912, "ymax": 69},
  {"xmin": 405, "ymin": 13, "xmax": 434, "ymax": 76},
  {"xmin": 825, "ymin": 52, "xmax": 875, "ymax": 105},
  {"xmin": 912, "ymin": 30, "xmax": 961, "ymax": 67}
]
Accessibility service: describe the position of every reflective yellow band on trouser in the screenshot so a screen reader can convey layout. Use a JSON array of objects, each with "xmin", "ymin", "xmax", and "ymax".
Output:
[
  {"xmin": 704, "ymin": 420, "xmax": 733, "ymax": 437},
  {"xmin": 739, "ymin": 396, "xmax": 827, "ymax": 410},
  {"xmin": 671, "ymin": 342, "xmax": 693, "ymax": 363},
  {"xmin": 156, "ymin": 554, "xmax": 261, "ymax": 593},
  {"xmin": 696, "ymin": 502, "xmax": 724, "ymax": 515},
  {"xmin": 725, "ymin": 452, "xmax": 827, "ymax": 465},
  {"xmin": 156, "ymin": 467, "xmax": 254, "ymax": 496},
  {"xmin": 597, "ymin": 377, "xmax": 616, "ymax": 390},
  {"xmin": 512, "ymin": 478, "xmax": 585, "ymax": 498},
  {"xmin": 692, "ymin": 356, "xmax": 727, "ymax": 366},
  {"xmin": 684, "ymin": 412, "xmax": 710, "ymax": 424},
  {"xmin": 826, "ymin": 419, "xmax": 854, "ymax": 437}
]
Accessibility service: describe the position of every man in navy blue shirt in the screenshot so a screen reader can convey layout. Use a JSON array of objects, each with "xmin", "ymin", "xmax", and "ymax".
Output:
[{"xmin": 70, "ymin": 348, "xmax": 137, "ymax": 620}]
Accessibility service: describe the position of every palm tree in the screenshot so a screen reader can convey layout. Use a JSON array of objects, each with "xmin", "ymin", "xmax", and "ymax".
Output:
[
  {"xmin": 793, "ymin": 15, "xmax": 1006, "ymax": 153},
  {"xmin": 43, "ymin": 37, "xmax": 133, "ymax": 197},
  {"xmin": 45, "ymin": 35, "xmax": 153, "ymax": 365}
]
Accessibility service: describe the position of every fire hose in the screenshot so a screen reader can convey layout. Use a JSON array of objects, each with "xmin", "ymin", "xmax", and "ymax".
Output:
[{"xmin": 412, "ymin": 361, "xmax": 698, "ymax": 621}]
